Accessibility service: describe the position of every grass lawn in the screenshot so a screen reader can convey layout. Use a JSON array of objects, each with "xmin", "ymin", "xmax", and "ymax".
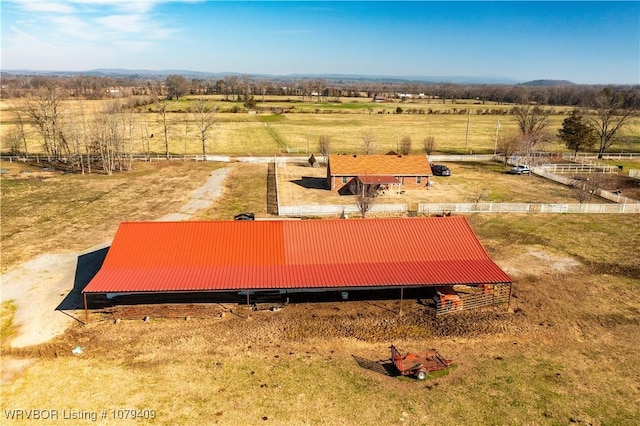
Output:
[{"xmin": 277, "ymin": 160, "xmax": 587, "ymax": 208}]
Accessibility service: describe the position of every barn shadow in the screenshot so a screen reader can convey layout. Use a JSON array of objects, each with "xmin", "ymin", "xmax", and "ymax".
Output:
[
  {"xmin": 56, "ymin": 246, "xmax": 109, "ymax": 311},
  {"xmin": 352, "ymin": 354, "xmax": 398, "ymax": 377},
  {"xmin": 290, "ymin": 176, "xmax": 328, "ymax": 190}
]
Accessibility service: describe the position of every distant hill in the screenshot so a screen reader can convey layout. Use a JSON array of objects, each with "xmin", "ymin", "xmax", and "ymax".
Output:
[
  {"xmin": 1, "ymin": 68, "xmax": 521, "ymax": 85},
  {"xmin": 519, "ymin": 79, "xmax": 576, "ymax": 87}
]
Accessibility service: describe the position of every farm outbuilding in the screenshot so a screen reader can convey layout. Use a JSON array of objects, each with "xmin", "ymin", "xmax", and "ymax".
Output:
[
  {"xmin": 327, "ymin": 154, "xmax": 433, "ymax": 193},
  {"xmin": 82, "ymin": 217, "xmax": 512, "ymax": 313}
]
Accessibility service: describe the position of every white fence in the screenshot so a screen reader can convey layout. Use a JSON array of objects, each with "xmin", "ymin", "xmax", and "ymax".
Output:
[
  {"xmin": 534, "ymin": 168, "xmax": 640, "ymax": 205},
  {"xmin": 278, "ymin": 202, "xmax": 639, "ymax": 217},
  {"xmin": 539, "ymin": 163, "xmax": 618, "ymax": 174},
  {"xmin": 569, "ymin": 153, "xmax": 640, "ymax": 160},
  {"xmin": 418, "ymin": 202, "xmax": 640, "ymax": 214},
  {"xmin": 429, "ymin": 154, "xmax": 496, "ymax": 162},
  {"xmin": 630, "ymin": 169, "xmax": 640, "ymax": 180},
  {"xmin": 279, "ymin": 204, "xmax": 408, "ymax": 217},
  {"xmin": 1, "ymin": 154, "xmax": 319, "ymax": 165}
]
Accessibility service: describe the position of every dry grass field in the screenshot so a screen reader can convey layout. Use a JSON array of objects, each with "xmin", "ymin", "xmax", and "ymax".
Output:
[
  {"xmin": 1, "ymin": 160, "xmax": 639, "ymax": 425},
  {"xmin": 0, "ymin": 160, "xmax": 224, "ymax": 272},
  {"xmin": 2, "ymin": 97, "xmax": 639, "ymax": 156}
]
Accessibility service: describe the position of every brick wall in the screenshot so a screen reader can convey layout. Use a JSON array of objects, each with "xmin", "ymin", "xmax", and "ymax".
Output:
[{"xmin": 330, "ymin": 175, "xmax": 430, "ymax": 192}]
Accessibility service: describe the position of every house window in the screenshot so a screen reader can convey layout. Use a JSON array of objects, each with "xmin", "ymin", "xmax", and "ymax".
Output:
[
  {"xmin": 416, "ymin": 176, "xmax": 422, "ymax": 184},
  {"xmin": 341, "ymin": 176, "xmax": 347, "ymax": 184}
]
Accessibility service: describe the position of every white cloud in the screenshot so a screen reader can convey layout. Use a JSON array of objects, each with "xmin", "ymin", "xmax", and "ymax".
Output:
[
  {"xmin": 97, "ymin": 14, "xmax": 147, "ymax": 33},
  {"xmin": 3, "ymin": 0, "xmax": 193, "ymax": 68},
  {"xmin": 19, "ymin": 1, "xmax": 76, "ymax": 13},
  {"xmin": 51, "ymin": 15, "xmax": 99, "ymax": 40}
]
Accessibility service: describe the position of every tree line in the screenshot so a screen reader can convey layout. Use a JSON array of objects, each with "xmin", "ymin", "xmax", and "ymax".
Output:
[
  {"xmin": 4, "ymin": 86, "xmax": 218, "ymax": 174},
  {"xmin": 2, "ymin": 72, "xmax": 639, "ymax": 109}
]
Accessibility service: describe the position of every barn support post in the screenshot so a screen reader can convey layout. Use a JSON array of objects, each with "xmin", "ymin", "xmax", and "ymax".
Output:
[
  {"xmin": 246, "ymin": 292, "xmax": 250, "ymax": 306},
  {"xmin": 399, "ymin": 287, "xmax": 404, "ymax": 316},
  {"xmin": 83, "ymin": 293, "xmax": 88, "ymax": 324}
]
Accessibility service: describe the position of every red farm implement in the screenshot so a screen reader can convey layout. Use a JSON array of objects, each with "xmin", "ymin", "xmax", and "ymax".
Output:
[{"xmin": 390, "ymin": 345, "xmax": 453, "ymax": 380}]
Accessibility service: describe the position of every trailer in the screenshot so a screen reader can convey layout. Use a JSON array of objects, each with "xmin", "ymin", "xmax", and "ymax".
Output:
[{"xmin": 390, "ymin": 345, "xmax": 453, "ymax": 380}]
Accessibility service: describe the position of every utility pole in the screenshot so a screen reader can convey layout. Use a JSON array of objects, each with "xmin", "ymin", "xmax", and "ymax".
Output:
[
  {"xmin": 494, "ymin": 119, "xmax": 501, "ymax": 157},
  {"xmin": 464, "ymin": 108, "xmax": 470, "ymax": 152}
]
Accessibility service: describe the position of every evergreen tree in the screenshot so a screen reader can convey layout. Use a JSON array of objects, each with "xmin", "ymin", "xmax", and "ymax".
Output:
[{"xmin": 557, "ymin": 110, "xmax": 596, "ymax": 156}]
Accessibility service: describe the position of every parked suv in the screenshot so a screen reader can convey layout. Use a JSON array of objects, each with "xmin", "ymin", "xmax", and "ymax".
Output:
[
  {"xmin": 509, "ymin": 165, "xmax": 531, "ymax": 175},
  {"xmin": 431, "ymin": 164, "xmax": 451, "ymax": 176}
]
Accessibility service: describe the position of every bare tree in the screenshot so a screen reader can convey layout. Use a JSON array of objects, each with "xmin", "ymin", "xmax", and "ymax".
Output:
[
  {"xmin": 5, "ymin": 128, "xmax": 24, "ymax": 155},
  {"xmin": 62, "ymin": 107, "xmax": 86, "ymax": 173},
  {"xmin": 191, "ymin": 100, "xmax": 217, "ymax": 157},
  {"xmin": 569, "ymin": 181, "xmax": 591, "ymax": 205},
  {"xmin": 24, "ymin": 86, "xmax": 64, "ymax": 160},
  {"xmin": 121, "ymin": 108, "xmax": 135, "ymax": 171},
  {"xmin": 470, "ymin": 190, "xmax": 488, "ymax": 209},
  {"xmin": 158, "ymin": 100, "xmax": 172, "ymax": 159},
  {"xmin": 422, "ymin": 136, "xmax": 436, "ymax": 155},
  {"xmin": 570, "ymin": 175, "xmax": 604, "ymax": 204},
  {"xmin": 512, "ymin": 104, "xmax": 552, "ymax": 163},
  {"xmin": 399, "ymin": 135, "xmax": 412, "ymax": 155},
  {"xmin": 257, "ymin": 79, "xmax": 269, "ymax": 103},
  {"xmin": 140, "ymin": 121, "xmax": 152, "ymax": 161},
  {"xmin": 362, "ymin": 131, "xmax": 375, "ymax": 154},
  {"xmin": 318, "ymin": 135, "xmax": 331, "ymax": 161},
  {"xmin": 165, "ymin": 75, "xmax": 190, "ymax": 100},
  {"xmin": 91, "ymin": 113, "xmax": 115, "ymax": 175},
  {"xmin": 224, "ymin": 75, "xmax": 239, "ymax": 101},
  {"xmin": 497, "ymin": 132, "xmax": 521, "ymax": 166},
  {"xmin": 587, "ymin": 89, "xmax": 636, "ymax": 159},
  {"xmin": 354, "ymin": 179, "xmax": 375, "ymax": 218},
  {"xmin": 13, "ymin": 110, "xmax": 29, "ymax": 156}
]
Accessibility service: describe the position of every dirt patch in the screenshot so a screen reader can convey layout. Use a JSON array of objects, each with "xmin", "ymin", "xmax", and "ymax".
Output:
[
  {"xmin": 571, "ymin": 172, "xmax": 640, "ymax": 200},
  {"xmin": 0, "ymin": 358, "xmax": 35, "ymax": 385},
  {"xmin": 500, "ymin": 247, "xmax": 581, "ymax": 278}
]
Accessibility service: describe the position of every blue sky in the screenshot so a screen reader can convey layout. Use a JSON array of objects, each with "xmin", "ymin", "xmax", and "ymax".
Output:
[{"xmin": 2, "ymin": 1, "xmax": 639, "ymax": 84}]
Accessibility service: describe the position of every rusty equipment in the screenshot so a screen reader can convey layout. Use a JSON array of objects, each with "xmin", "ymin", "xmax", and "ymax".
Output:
[{"xmin": 390, "ymin": 345, "xmax": 453, "ymax": 380}]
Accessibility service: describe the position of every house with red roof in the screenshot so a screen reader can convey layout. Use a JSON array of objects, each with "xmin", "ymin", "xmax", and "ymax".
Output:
[
  {"xmin": 326, "ymin": 154, "xmax": 432, "ymax": 194},
  {"xmin": 82, "ymin": 217, "xmax": 512, "ymax": 314}
]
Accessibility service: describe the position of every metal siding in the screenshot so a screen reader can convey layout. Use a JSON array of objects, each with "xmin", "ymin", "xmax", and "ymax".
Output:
[{"xmin": 83, "ymin": 217, "xmax": 511, "ymax": 294}]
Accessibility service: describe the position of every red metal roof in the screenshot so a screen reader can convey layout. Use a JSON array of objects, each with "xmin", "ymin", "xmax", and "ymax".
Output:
[
  {"xmin": 83, "ymin": 217, "xmax": 511, "ymax": 294},
  {"xmin": 358, "ymin": 175, "xmax": 401, "ymax": 185}
]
